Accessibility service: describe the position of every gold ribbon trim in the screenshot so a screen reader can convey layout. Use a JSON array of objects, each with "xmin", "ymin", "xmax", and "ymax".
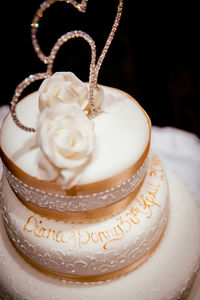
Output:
[
  {"xmin": 16, "ymin": 178, "xmax": 144, "ymax": 222},
  {"xmin": 0, "ymin": 139, "xmax": 150, "ymax": 196}
]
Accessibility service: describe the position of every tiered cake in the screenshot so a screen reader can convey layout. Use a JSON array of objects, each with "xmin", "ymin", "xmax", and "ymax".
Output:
[{"xmin": 0, "ymin": 0, "xmax": 200, "ymax": 299}]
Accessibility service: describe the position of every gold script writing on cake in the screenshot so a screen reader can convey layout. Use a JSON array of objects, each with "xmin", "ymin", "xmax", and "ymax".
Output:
[{"xmin": 24, "ymin": 155, "xmax": 163, "ymax": 250}]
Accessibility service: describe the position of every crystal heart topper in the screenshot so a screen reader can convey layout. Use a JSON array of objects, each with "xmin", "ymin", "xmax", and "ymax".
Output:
[{"xmin": 11, "ymin": 0, "xmax": 124, "ymax": 132}]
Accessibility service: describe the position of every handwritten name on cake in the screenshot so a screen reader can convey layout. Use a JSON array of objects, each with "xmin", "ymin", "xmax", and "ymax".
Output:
[{"xmin": 24, "ymin": 155, "xmax": 164, "ymax": 250}]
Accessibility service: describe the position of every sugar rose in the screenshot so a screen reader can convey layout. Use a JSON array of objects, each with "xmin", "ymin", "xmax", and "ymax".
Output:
[
  {"xmin": 36, "ymin": 103, "xmax": 95, "ymax": 188},
  {"xmin": 39, "ymin": 72, "xmax": 104, "ymax": 113},
  {"xmin": 38, "ymin": 72, "xmax": 89, "ymax": 112}
]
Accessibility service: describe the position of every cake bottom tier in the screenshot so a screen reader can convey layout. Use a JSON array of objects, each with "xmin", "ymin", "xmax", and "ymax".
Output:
[{"xmin": 0, "ymin": 168, "xmax": 200, "ymax": 300}]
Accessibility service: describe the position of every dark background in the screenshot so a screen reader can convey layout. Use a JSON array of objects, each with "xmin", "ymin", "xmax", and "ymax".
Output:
[{"xmin": 2, "ymin": 0, "xmax": 200, "ymax": 136}]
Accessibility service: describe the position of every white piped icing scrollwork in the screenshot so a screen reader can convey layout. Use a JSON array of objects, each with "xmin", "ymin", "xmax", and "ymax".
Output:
[
  {"xmin": 3, "ymin": 157, "xmax": 149, "ymax": 214},
  {"xmin": 1, "ymin": 207, "xmax": 168, "ymax": 277}
]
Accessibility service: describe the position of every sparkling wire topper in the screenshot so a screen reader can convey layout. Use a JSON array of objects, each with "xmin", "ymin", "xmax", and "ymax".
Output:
[{"xmin": 11, "ymin": 0, "xmax": 124, "ymax": 132}]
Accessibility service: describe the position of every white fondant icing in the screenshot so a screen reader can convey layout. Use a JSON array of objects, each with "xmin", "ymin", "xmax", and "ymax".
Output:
[
  {"xmin": 0, "ymin": 86, "xmax": 150, "ymax": 184},
  {"xmin": 0, "ymin": 168, "xmax": 200, "ymax": 299},
  {"xmin": 1, "ymin": 154, "xmax": 168, "ymax": 278}
]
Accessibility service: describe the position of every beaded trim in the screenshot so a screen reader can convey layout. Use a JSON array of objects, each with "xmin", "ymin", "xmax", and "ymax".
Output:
[{"xmin": 11, "ymin": 0, "xmax": 124, "ymax": 131}]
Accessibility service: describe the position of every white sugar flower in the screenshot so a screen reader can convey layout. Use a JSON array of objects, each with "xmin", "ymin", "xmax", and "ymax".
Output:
[
  {"xmin": 38, "ymin": 71, "xmax": 104, "ymax": 113},
  {"xmin": 36, "ymin": 103, "xmax": 95, "ymax": 188},
  {"xmin": 38, "ymin": 72, "xmax": 89, "ymax": 112}
]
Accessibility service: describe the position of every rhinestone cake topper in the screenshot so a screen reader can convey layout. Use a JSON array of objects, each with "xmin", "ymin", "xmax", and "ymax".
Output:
[{"xmin": 11, "ymin": 0, "xmax": 123, "ymax": 132}]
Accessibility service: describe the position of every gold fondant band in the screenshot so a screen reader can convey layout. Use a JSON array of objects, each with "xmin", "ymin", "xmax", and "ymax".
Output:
[
  {"xmin": 16, "ymin": 179, "xmax": 144, "ymax": 222},
  {"xmin": 11, "ymin": 220, "xmax": 166, "ymax": 283}
]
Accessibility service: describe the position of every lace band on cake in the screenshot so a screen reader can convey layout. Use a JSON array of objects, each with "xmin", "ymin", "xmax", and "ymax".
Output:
[
  {"xmin": 1, "ymin": 202, "xmax": 168, "ymax": 282},
  {"xmin": 11, "ymin": 224, "xmax": 167, "ymax": 282},
  {"xmin": 3, "ymin": 157, "xmax": 148, "ymax": 222}
]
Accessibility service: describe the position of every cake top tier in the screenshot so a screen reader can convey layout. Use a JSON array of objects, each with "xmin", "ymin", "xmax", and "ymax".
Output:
[{"xmin": 0, "ymin": 80, "xmax": 150, "ymax": 190}]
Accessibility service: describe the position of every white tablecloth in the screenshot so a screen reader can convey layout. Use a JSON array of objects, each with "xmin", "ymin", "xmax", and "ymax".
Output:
[
  {"xmin": 151, "ymin": 126, "xmax": 200, "ymax": 202},
  {"xmin": 0, "ymin": 105, "xmax": 200, "ymax": 202}
]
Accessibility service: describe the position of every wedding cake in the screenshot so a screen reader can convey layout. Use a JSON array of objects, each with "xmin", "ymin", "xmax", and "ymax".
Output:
[{"xmin": 0, "ymin": 0, "xmax": 200, "ymax": 299}]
